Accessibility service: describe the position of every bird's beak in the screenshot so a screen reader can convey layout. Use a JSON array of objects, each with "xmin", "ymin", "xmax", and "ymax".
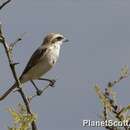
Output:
[{"xmin": 63, "ymin": 38, "xmax": 69, "ymax": 43}]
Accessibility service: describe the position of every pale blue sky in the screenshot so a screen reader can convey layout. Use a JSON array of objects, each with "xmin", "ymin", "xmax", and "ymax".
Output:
[{"xmin": 0, "ymin": 0, "xmax": 130, "ymax": 130}]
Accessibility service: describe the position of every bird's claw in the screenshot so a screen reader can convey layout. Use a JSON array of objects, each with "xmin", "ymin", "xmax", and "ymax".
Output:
[
  {"xmin": 49, "ymin": 79, "xmax": 56, "ymax": 87},
  {"xmin": 36, "ymin": 89, "xmax": 43, "ymax": 96}
]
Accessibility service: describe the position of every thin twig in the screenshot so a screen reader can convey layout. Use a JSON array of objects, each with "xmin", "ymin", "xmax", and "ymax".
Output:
[
  {"xmin": 28, "ymin": 79, "xmax": 56, "ymax": 101},
  {"xmin": 9, "ymin": 32, "xmax": 27, "ymax": 51},
  {"xmin": 31, "ymin": 80, "xmax": 43, "ymax": 96},
  {"xmin": 0, "ymin": 0, "xmax": 11, "ymax": 10},
  {"xmin": 0, "ymin": 24, "xmax": 37, "ymax": 130},
  {"xmin": 28, "ymin": 83, "xmax": 50, "ymax": 102}
]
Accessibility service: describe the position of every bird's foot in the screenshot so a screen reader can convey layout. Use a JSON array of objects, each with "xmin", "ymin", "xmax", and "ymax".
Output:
[
  {"xmin": 48, "ymin": 79, "xmax": 56, "ymax": 87},
  {"xmin": 36, "ymin": 89, "xmax": 43, "ymax": 96}
]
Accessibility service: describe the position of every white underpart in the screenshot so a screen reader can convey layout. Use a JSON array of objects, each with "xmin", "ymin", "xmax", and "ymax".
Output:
[{"xmin": 22, "ymin": 43, "xmax": 61, "ymax": 82}]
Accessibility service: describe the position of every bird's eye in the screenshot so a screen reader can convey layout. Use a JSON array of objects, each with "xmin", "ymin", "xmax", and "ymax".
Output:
[{"xmin": 56, "ymin": 36, "xmax": 63, "ymax": 41}]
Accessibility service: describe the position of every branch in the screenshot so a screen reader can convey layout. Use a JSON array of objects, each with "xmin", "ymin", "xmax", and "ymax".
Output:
[
  {"xmin": 9, "ymin": 32, "xmax": 27, "ymax": 51},
  {"xmin": 0, "ymin": 0, "xmax": 11, "ymax": 10},
  {"xmin": 28, "ymin": 79, "xmax": 56, "ymax": 101},
  {"xmin": 28, "ymin": 81, "xmax": 50, "ymax": 102},
  {"xmin": 95, "ymin": 66, "xmax": 129, "ymax": 130},
  {"xmin": 0, "ymin": 24, "xmax": 37, "ymax": 130}
]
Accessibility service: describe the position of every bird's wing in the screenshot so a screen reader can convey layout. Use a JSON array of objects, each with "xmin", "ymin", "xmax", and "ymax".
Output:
[{"xmin": 21, "ymin": 47, "xmax": 47, "ymax": 76}]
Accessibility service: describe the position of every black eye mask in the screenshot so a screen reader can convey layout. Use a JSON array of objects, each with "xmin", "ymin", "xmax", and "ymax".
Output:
[{"xmin": 56, "ymin": 36, "xmax": 64, "ymax": 41}]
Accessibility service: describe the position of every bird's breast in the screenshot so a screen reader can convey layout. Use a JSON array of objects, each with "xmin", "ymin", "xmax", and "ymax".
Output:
[{"xmin": 47, "ymin": 44, "xmax": 60, "ymax": 65}]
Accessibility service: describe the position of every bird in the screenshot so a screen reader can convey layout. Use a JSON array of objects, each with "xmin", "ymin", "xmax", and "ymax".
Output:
[{"xmin": 0, "ymin": 32, "xmax": 69, "ymax": 101}]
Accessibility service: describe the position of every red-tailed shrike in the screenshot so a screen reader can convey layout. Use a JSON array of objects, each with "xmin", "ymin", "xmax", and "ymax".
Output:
[{"xmin": 0, "ymin": 33, "xmax": 69, "ymax": 100}]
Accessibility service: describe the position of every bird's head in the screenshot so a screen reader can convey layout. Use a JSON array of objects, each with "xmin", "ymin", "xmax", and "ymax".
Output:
[{"xmin": 42, "ymin": 33, "xmax": 69, "ymax": 46}]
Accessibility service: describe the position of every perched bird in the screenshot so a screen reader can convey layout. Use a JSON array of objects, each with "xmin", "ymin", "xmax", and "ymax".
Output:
[{"xmin": 0, "ymin": 32, "xmax": 69, "ymax": 100}]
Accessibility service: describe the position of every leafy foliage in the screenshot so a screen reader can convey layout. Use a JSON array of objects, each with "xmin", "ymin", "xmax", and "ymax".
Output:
[
  {"xmin": 95, "ymin": 65, "xmax": 130, "ymax": 130},
  {"xmin": 7, "ymin": 103, "xmax": 37, "ymax": 130}
]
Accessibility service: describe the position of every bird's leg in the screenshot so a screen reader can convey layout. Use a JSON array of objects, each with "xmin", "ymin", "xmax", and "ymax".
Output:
[
  {"xmin": 30, "ymin": 80, "xmax": 43, "ymax": 96},
  {"xmin": 38, "ymin": 78, "xmax": 56, "ymax": 87}
]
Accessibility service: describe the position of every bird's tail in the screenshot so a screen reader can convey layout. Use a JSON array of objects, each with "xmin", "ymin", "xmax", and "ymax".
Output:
[{"xmin": 0, "ymin": 83, "xmax": 17, "ymax": 101}]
